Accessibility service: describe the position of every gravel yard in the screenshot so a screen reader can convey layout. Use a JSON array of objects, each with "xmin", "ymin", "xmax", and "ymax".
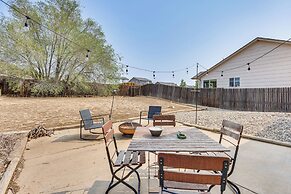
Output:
[{"xmin": 175, "ymin": 107, "xmax": 291, "ymax": 143}]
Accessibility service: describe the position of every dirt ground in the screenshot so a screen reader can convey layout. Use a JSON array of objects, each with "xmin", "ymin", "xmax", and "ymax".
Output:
[{"xmin": 0, "ymin": 96, "xmax": 192, "ymax": 132}]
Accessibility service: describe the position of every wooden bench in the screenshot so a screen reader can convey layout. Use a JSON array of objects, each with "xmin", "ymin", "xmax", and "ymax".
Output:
[{"xmin": 153, "ymin": 115, "xmax": 176, "ymax": 127}]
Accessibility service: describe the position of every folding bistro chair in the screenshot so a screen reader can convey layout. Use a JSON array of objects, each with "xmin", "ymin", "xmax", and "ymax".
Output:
[
  {"xmin": 158, "ymin": 153, "xmax": 230, "ymax": 194},
  {"xmin": 139, "ymin": 106, "xmax": 162, "ymax": 126},
  {"xmin": 217, "ymin": 120, "xmax": 244, "ymax": 194},
  {"xmin": 102, "ymin": 121, "xmax": 145, "ymax": 194},
  {"xmin": 79, "ymin": 109, "xmax": 105, "ymax": 140},
  {"xmin": 153, "ymin": 115, "xmax": 176, "ymax": 127}
]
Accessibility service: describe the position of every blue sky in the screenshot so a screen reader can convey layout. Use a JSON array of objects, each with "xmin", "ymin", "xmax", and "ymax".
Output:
[{"xmin": 1, "ymin": 0, "xmax": 291, "ymax": 85}]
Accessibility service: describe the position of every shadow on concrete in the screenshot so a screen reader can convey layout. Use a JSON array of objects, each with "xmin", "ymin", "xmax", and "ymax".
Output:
[{"xmin": 52, "ymin": 133, "xmax": 103, "ymax": 143}]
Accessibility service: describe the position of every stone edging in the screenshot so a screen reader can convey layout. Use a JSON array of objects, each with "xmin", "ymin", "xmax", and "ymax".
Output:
[
  {"xmin": 0, "ymin": 136, "xmax": 28, "ymax": 194},
  {"xmin": 179, "ymin": 121, "xmax": 291, "ymax": 148}
]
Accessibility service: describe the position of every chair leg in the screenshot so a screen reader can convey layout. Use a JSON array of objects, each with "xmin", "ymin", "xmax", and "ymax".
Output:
[
  {"xmin": 228, "ymin": 180, "xmax": 241, "ymax": 194},
  {"xmin": 107, "ymin": 165, "xmax": 142, "ymax": 194},
  {"xmin": 128, "ymin": 165, "xmax": 141, "ymax": 192},
  {"xmin": 80, "ymin": 124, "xmax": 83, "ymax": 140}
]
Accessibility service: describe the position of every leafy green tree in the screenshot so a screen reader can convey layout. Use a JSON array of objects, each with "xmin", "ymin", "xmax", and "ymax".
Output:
[
  {"xmin": 180, "ymin": 79, "xmax": 186, "ymax": 87},
  {"xmin": 0, "ymin": 0, "xmax": 120, "ymax": 92}
]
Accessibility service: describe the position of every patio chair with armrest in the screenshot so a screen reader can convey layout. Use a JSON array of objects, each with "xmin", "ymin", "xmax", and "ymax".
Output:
[
  {"xmin": 139, "ymin": 106, "xmax": 162, "ymax": 126},
  {"xmin": 153, "ymin": 114, "xmax": 176, "ymax": 127},
  {"xmin": 102, "ymin": 120, "xmax": 145, "ymax": 194},
  {"xmin": 79, "ymin": 109, "xmax": 106, "ymax": 140},
  {"xmin": 158, "ymin": 153, "xmax": 230, "ymax": 194}
]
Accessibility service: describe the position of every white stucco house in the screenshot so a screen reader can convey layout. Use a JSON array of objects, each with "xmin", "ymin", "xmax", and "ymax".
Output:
[{"xmin": 192, "ymin": 37, "xmax": 291, "ymax": 88}]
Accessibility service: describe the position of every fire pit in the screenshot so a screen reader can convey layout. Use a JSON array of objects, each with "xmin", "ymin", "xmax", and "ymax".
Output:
[{"xmin": 118, "ymin": 121, "xmax": 142, "ymax": 135}]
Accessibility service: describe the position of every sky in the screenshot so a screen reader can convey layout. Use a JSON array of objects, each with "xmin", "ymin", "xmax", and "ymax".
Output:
[{"xmin": 1, "ymin": 0, "xmax": 291, "ymax": 85}]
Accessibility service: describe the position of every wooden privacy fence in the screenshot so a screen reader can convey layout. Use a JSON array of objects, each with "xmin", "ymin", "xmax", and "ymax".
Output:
[{"xmin": 140, "ymin": 84, "xmax": 291, "ymax": 112}]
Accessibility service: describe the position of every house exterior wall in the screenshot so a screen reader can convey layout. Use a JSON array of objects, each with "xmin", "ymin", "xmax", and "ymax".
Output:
[
  {"xmin": 129, "ymin": 78, "xmax": 151, "ymax": 86},
  {"xmin": 200, "ymin": 41, "xmax": 291, "ymax": 88}
]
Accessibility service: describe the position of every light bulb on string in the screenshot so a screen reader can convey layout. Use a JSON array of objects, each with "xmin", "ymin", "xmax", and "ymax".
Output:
[
  {"xmin": 221, "ymin": 71, "xmax": 224, "ymax": 77},
  {"xmin": 172, "ymin": 71, "xmax": 175, "ymax": 78},
  {"xmin": 125, "ymin": 65, "xmax": 128, "ymax": 74},
  {"xmin": 85, "ymin": 49, "xmax": 90, "ymax": 58},
  {"xmin": 153, "ymin": 71, "xmax": 156, "ymax": 79},
  {"xmin": 186, "ymin": 68, "xmax": 189, "ymax": 74},
  {"xmin": 247, "ymin": 63, "xmax": 251, "ymax": 71},
  {"xmin": 24, "ymin": 16, "xmax": 30, "ymax": 28},
  {"xmin": 206, "ymin": 70, "xmax": 209, "ymax": 75}
]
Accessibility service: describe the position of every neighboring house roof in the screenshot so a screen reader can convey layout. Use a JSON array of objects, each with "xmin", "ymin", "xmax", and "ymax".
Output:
[
  {"xmin": 129, "ymin": 77, "xmax": 152, "ymax": 82},
  {"xmin": 155, "ymin": 82, "xmax": 177, "ymax": 86},
  {"xmin": 120, "ymin": 76, "xmax": 129, "ymax": 81},
  {"xmin": 191, "ymin": 71, "xmax": 205, "ymax": 80},
  {"xmin": 191, "ymin": 37, "xmax": 291, "ymax": 80}
]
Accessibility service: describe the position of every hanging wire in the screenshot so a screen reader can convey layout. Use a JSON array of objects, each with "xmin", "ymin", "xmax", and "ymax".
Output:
[
  {"xmin": 214, "ymin": 37, "xmax": 291, "ymax": 74},
  {"xmin": 6, "ymin": 0, "xmax": 287, "ymax": 78}
]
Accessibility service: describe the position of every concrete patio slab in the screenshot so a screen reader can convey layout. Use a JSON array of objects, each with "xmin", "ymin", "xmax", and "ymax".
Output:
[{"xmin": 15, "ymin": 122, "xmax": 291, "ymax": 194}]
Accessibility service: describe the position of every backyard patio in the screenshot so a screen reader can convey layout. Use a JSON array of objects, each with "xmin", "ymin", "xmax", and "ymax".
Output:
[{"xmin": 10, "ymin": 121, "xmax": 291, "ymax": 194}]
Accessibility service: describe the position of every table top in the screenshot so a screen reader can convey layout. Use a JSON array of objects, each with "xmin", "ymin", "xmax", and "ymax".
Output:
[{"xmin": 127, "ymin": 127, "xmax": 230, "ymax": 153}]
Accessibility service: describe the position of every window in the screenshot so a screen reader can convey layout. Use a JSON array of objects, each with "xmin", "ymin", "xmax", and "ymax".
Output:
[
  {"xmin": 235, "ymin": 77, "xmax": 240, "ymax": 87},
  {"xmin": 203, "ymin": 80, "xmax": 209, "ymax": 88},
  {"xmin": 203, "ymin": 79, "xmax": 217, "ymax": 88},
  {"xmin": 229, "ymin": 77, "xmax": 240, "ymax": 87}
]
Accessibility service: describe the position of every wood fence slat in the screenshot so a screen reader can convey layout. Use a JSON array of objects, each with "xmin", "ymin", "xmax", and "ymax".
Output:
[{"xmin": 139, "ymin": 84, "xmax": 291, "ymax": 113}]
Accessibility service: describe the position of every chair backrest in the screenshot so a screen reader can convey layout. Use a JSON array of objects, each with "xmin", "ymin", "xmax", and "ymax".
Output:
[
  {"xmin": 102, "ymin": 120, "xmax": 118, "ymax": 172},
  {"xmin": 79, "ymin": 109, "xmax": 93, "ymax": 130},
  {"xmin": 148, "ymin": 106, "xmax": 162, "ymax": 119},
  {"xmin": 220, "ymin": 120, "xmax": 243, "ymax": 175},
  {"xmin": 158, "ymin": 153, "xmax": 229, "ymax": 193},
  {"xmin": 153, "ymin": 115, "xmax": 176, "ymax": 127}
]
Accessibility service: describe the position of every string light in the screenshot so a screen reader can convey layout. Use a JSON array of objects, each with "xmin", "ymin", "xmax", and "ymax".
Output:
[
  {"xmin": 125, "ymin": 65, "xmax": 128, "ymax": 74},
  {"xmin": 221, "ymin": 71, "xmax": 224, "ymax": 77},
  {"xmin": 172, "ymin": 71, "xmax": 175, "ymax": 78},
  {"xmin": 3, "ymin": 0, "xmax": 291, "ymax": 80},
  {"xmin": 153, "ymin": 71, "xmax": 156, "ymax": 79},
  {"xmin": 24, "ymin": 16, "xmax": 30, "ymax": 27},
  {"xmin": 85, "ymin": 49, "xmax": 90, "ymax": 58}
]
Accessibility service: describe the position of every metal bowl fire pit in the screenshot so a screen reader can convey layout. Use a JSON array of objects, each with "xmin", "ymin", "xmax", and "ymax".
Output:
[{"xmin": 118, "ymin": 121, "xmax": 142, "ymax": 135}]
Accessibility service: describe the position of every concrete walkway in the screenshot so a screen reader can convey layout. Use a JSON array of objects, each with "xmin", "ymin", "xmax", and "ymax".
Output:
[{"xmin": 16, "ymin": 123, "xmax": 291, "ymax": 194}]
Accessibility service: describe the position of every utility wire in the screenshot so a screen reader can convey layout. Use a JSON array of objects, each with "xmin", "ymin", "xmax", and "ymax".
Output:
[
  {"xmin": 219, "ymin": 37, "xmax": 291, "ymax": 74},
  {"xmin": 1, "ymin": 0, "xmax": 196, "ymax": 76}
]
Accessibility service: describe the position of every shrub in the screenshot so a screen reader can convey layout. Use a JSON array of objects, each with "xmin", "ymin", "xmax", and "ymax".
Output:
[{"xmin": 31, "ymin": 81, "xmax": 64, "ymax": 96}]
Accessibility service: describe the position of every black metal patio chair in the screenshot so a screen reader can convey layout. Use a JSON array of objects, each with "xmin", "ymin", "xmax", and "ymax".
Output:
[
  {"xmin": 158, "ymin": 153, "xmax": 230, "ymax": 194},
  {"xmin": 219, "ymin": 120, "xmax": 243, "ymax": 194},
  {"xmin": 139, "ymin": 105, "xmax": 162, "ymax": 126},
  {"xmin": 79, "ymin": 109, "xmax": 105, "ymax": 140},
  {"xmin": 102, "ymin": 120, "xmax": 145, "ymax": 194},
  {"xmin": 205, "ymin": 120, "xmax": 243, "ymax": 194}
]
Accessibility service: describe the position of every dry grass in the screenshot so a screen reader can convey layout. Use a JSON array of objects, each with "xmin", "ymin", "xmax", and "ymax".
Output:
[{"xmin": 0, "ymin": 96, "xmax": 191, "ymax": 132}]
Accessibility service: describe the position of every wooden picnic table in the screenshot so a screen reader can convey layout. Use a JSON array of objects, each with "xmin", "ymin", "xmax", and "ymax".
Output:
[
  {"xmin": 127, "ymin": 126, "xmax": 229, "ymax": 153},
  {"xmin": 127, "ymin": 126, "xmax": 230, "ymax": 193}
]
